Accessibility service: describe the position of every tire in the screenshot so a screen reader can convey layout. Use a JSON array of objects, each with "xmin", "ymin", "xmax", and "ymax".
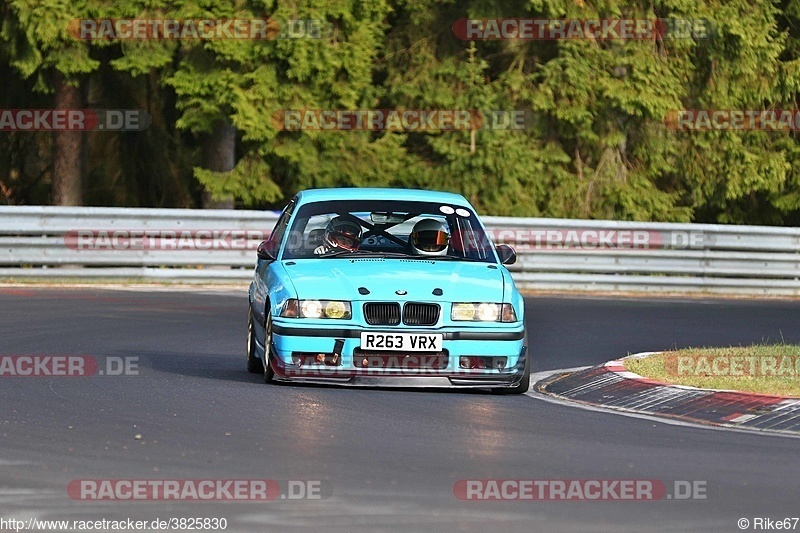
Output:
[
  {"xmin": 493, "ymin": 329, "xmax": 530, "ymax": 395},
  {"xmin": 262, "ymin": 311, "xmax": 275, "ymax": 384},
  {"xmin": 246, "ymin": 307, "xmax": 264, "ymax": 374}
]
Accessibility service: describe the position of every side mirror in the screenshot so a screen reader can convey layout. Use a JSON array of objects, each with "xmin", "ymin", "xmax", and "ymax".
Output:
[
  {"xmin": 257, "ymin": 240, "xmax": 276, "ymax": 261},
  {"xmin": 495, "ymin": 244, "xmax": 517, "ymax": 265}
]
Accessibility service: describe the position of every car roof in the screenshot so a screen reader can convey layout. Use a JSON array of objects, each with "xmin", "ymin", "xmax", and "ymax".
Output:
[{"xmin": 294, "ymin": 188, "xmax": 473, "ymax": 208}]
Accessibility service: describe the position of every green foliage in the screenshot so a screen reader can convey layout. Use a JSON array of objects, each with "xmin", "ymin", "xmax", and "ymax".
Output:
[
  {"xmin": 4, "ymin": 0, "xmax": 800, "ymax": 222},
  {"xmin": 194, "ymin": 154, "xmax": 281, "ymax": 204},
  {"xmin": 1, "ymin": 0, "xmax": 99, "ymax": 89}
]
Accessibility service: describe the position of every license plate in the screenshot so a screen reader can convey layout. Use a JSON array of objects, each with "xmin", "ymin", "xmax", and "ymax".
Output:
[{"xmin": 360, "ymin": 332, "xmax": 443, "ymax": 352}]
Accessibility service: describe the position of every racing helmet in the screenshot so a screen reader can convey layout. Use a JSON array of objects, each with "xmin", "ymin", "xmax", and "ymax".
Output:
[
  {"xmin": 410, "ymin": 218, "xmax": 450, "ymax": 256},
  {"xmin": 323, "ymin": 216, "xmax": 362, "ymax": 252}
]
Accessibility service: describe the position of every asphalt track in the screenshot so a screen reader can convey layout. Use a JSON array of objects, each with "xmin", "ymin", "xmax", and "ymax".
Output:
[{"xmin": 1, "ymin": 287, "xmax": 800, "ymax": 532}]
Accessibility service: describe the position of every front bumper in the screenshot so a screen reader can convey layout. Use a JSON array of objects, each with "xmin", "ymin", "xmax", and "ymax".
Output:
[{"xmin": 267, "ymin": 321, "xmax": 527, "ymax": 388}]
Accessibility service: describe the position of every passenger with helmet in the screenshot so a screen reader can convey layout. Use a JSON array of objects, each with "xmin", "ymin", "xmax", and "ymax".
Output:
[
  {"xmin": 409, "ymin": 218, "xmax": 450, "ymax": 256},
  {"xmin": 314, "ymin": 216, "xmax": 363, "ymax": 255}
]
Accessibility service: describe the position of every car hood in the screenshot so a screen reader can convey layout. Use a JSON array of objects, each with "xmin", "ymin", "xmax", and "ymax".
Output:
[{"xmin": 283, "ymin": 258, "xmax": 505, "ymax": 302}]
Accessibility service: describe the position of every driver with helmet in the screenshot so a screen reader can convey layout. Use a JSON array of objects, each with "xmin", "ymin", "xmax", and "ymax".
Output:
[
  {"xmin": 314, "ymin": 216, "xmax": 363, "ymax": 255},
  {"xmin": 409, "ymin": 218, "xmax": 450, "ymax": 256}
]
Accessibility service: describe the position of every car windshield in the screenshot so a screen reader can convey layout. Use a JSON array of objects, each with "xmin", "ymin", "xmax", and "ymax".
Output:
[{"xmin": 281, "ymin": 199, "xmax": 497, "ymax": 263}]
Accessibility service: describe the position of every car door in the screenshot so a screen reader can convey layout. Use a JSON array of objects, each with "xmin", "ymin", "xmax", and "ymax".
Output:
[{"xmin": 252, "ymin": 198, "xmax": 296, "ymax": 327}]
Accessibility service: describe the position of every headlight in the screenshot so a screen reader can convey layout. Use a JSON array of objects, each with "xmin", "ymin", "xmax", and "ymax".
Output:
[
  {"xmin": 301, "ymin": 300, "xmax": 323, "ymax": 318},
  {"xmin": 281, "ymin": 299, "xmax": 351, "ymax": 319},
  {"xmin": 451, "ymin": 303, "xmax": 517, "ymax": 322},
  {"xmin": 323, "ymin": 300, "xmax": 347, "ymax": 319}
]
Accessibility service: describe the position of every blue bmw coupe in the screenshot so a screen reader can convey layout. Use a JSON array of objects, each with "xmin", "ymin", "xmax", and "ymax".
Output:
[{"xmin": 247, "ymin": 188, "xmax": 529, "ymax": 393}]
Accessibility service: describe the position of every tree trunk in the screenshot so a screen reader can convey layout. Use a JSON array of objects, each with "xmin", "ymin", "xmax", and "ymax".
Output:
[
  {"xmin": 52, "ymin": 71, "xmax": 83, "ymax": 206},
  {"xmin": 201, "ymin": 119, "xmax": 236, "ymax": 209}
]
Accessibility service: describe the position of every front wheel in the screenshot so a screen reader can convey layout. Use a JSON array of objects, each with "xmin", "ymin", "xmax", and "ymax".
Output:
[
  {"xmin": 262, "ymin": 312, "xmax": 275, "ymax": 384},
  {"xmin": 493, "ymin": 329, "xmax": 530, "ymax": 395},
  {"xmin": 246, "ymin": 307, "xmax": 264, "ymax": 374}
]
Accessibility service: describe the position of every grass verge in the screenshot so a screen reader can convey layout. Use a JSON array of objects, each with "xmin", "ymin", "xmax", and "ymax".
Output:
[{"xmin": 624, "ymin": 345, "xmax": 800, "ymax": 397}]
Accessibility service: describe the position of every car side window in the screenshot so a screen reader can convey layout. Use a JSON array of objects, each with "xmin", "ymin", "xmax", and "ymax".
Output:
[
  {"xmin": 449, "ymin": 216, "xmax": 491, "ymax": 261},
  {"xmin": 265, "ymin": 198, "xmax": 296, "ymax": 257}
]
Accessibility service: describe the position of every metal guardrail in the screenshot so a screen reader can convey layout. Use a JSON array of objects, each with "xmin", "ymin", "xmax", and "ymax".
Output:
[{"xmin": 1, "ymin": 206, "xmax": 799, "ymax": 295}]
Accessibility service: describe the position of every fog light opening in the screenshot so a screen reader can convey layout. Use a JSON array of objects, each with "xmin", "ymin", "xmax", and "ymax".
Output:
[
  {"xmin": 460, "ymin": 356, "xmax": 506, "ymax": 370},
  {"xmin": 291, "ymin": 352, "xmax": 342, "ymax": 367}
]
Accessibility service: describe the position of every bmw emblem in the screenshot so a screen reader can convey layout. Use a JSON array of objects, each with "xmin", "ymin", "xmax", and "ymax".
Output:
[{"xmin": 395, "ymin": 290, "xmax": 407, "ymax": 295}]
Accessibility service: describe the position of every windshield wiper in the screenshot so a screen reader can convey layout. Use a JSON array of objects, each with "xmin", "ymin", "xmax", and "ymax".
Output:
[
  {"xmin": 316, "ymin": 249, "xmax": 369, "ymax": 258},
  {"xmin": 365, "ymin": 253, "xmax": 487, "ymax": 262},
  {"xmin": 423, "ymin": 255, "xmax": 485, "ymax": 262},
  {"xmin": 316, "ymin": 250, "xmax": 486, "ymax": 262},
  {"xmin": 317, "ymin": 250, "xmax": 409, "ymax": 258}
]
